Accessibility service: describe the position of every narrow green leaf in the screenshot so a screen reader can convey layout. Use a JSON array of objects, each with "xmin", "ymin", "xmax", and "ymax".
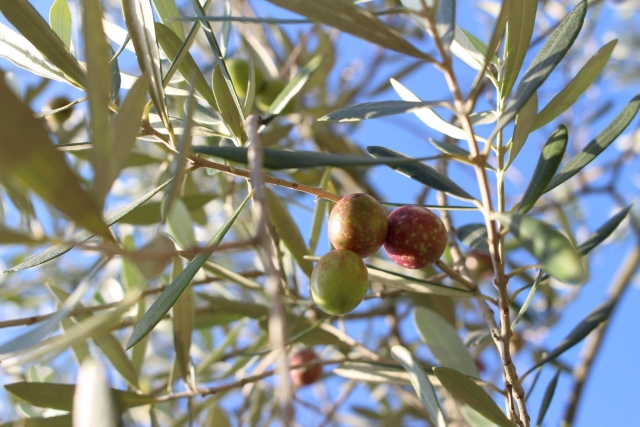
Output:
[
  {"xmin": 193, "ymin": 145, "xmax": 438, "ymax": 169},
  {"xmin": 108, "ymin": 44, "xmax": 121, "ymax": 102},
  {"xmin": 152, "ymin": 0, "xmax": 185, "ymax": 39},
  {"xmin": 511, "ymin": 270, "xmax": 543, "ymax": 331},
  {"xmin": 266, "ymin": 54, "xmax": 323, "ymax": 115},
  {"xmin": 83, "ymin": 0, "xmax": 113, "ymax": 208},
  {"xmin": 367, "ymin": 265, "xmax": 487, "ymax": 299},
  {"xmin": 433, "ymin": 367, "xmax": 515, "ymax": 427},
  {"xmin": 0, "ymin": 0, "xmax": 87, "ymax": 87},
  {"xmin": 121, "ymin": 257, "xmax": 148, "ymax": 376},
  {"xmin": 577, "ymin": 205, "xmax": 632, "ymax": 256},
  {"xmin": 122, "ymin": 0, "xmax": 171, "ymax": 131},
  {"xmin": 108, "ymin": 74, "xmax": 150, "ymax": 194},
  {"xmin": 212, "ymin": 64, "xmax": 245, "ymax": 142},
  {"xmin": 506, "ymin": 92, "xmax": 538, "ymax": 169},
  {"xmin": 126, "ymin": 190, "xmax": 254, "ymax": 350},
  {"xmin": 5, "ymin": 179, "xmax": 172, "ymax": 273},
  {"xmin": 0, "ymin": 22, "xmax": 69, "ymax": 84},
  {"xmin": 391, "ymin": 345, "xmax": 444, "ymax": 425},
  {"xmin": 492, "ymin": 0, "xmax": 587, "ymax": 139},
  {"xmin": 523, "ymin": 300, "xmax": 614, "ymax": 377},
  {"xmin": 414, "ymin": 307, "xmax": 479, "ymax": 377},
  {"xmin": 49, "ymin": 0, "xmax": 72, "ymax": 51},
  {"xmin": 334, "ymin": 362, "xmax": 411, "ymax": 386},
  {"xmin": 155, "ymin": 22, "xmax": 217, "ymax": 109},
  {"xmin": 320, "ymin": 100, "xmax": 444, "ymax": 123},
  {"xmin": 546, "ymin": 95, "xmax": 640, "ymax": 191},
  {"xmin": 309, "ymin": 168, "xmax": 332, "ymax": 254},
  {"xmin": 429, "ymin": 138, "xmax": 496, "ymax": 171},
  {"xmin": 533, "ymin": 40, "xmax": 617, "ymax": 130},
  {"xmin": 434, "ymin": 0, "xmax": 455, "ymax": 53},
  {"xmin": 502, "ymin": 0, "xmax": 537, "ymax": 99},
  {"xmin": 171, "ymin": 258, "xmax": 194, "ymax": 381},
  {"xmin": 536, "ymin": 370, "xmax": 561, "ymax": 427},
  {"xmin": 195, "ymin": 318, "xmax": 248, "ymax": 375},
  {"xmin": 264, "ymin": 188, "xmax": 313, "ymax": 277},
  {"xmin": 119, "ymin": 192, "xmax": 216, "ymax": 226},
  {"xmin": 0, "ymin": 78, "xmax": 111, "ymax": 240},
  {"xmin": 0, "ymin": 226, "xmax": 45, "ymax": 245},
  {"xmin": 4, "ymin": 382, "xmax": 155, "ymax": 411},
  {"xmin": 367, "ymin": 146, "xmax": 476, "ymax": 201},
  {"xmin": 450, "ymin": 25, "xmax": 488, "ymax": 72},
  {"xmin": 517, "ymin": 125, "xmax": 568, "ymax": 214},
  {"xmin": 167, "ymin": 199, "xmax": 197, "ymax": 249},
  {"xmin": 495, "ymin": 213, "xmax": 587, "ymax": 284},
  {"xmin": 479, "ymin": 0, "xmax": 511, "ymax": 78},
  {"xmin": 0, "ymin": 415, "xmax": 72, "ymax": 427},
  {"xmin": 265, "ymin": 0, "xmax": 430, "ymax": 60}
]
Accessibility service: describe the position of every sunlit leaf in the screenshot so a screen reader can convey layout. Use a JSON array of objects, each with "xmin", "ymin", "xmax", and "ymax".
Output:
[
  {"xmin": 414, "ymin": 307, "xmax": 479, "ymax": 377},
  {"xmin": 492, "ymin": 0, "xmax": 587, "ymax": 139},
  {"xmin": 4, "ymin": 382, "xmax": 155, "ymax": 411},
  {"xmin": 0, "ymin": 0, "xmax": 87, "ymax": 87},
  {"xmin": 334, "ymin": 362, "xmax": 411, "ymax": 386},
  {"xmin": 535, "ymin": 370, "xmax": 560, "ymax": 427},
  {"xmin": 320, "ymin": 100, "xmax": 444, "ymax": 123},
  {"xmin": 49, "ymin": 0, "xmax": 72, "ymax": 52},
  {"xmin": 167, "ymin": 200, "xmax": 197, "ymax": 250},
  {"xmin": 533, "ymin": 40, "xmax": 617, "ymax": 130},
  {"xmin": 434, "ymin": 0, "xmax": 455, "ymax": 53},
  {"xmin": 265, "ymin": 0, "xmax": 430, "ymax": 60},
  {"xmin": 391, "ymin": 345, "xmax": 444, "ymax": 424},
  {"xmin": 152, "ymin": 0, "xmax": 185, "ymax": 39},
  {"xmin": 73, "ymin": 359, "xmax": 119, "ymax": 427},
  {"xmin": 523, "ymin": 300, "xmax": 614, "ymax": 377},
  {"xmin": 367, "ymin": 146, "xmax": 475, "ymax": 201},
  {"xmin": 434, "ymin": 367, "xmax": 515, "ymax": 427},
  {"xmin": 546, "ymin": 95, "xmax": 640, "ymax": 191},
  {"xmin": 506, "ymin": 92, "xmax": 538, "ymax": 169},
  {"xmin": 266, "ymin": 54, "xmax": 323, "ymax": 115},
  {"xmin": 0, "ymin": 415, "xmax": 72, "ymax": 427},
  {"xmin": 0, "ymin": 77, "xmax": 111, "ymax": 239},
  {"xmin": 502, "ymin": 0, "xmax": 537, "ymax": 99},
  {"xmin": 126, "ymin": 190, "xmax": 254, "ymax": 350},
  {"xmin": 517, "ymin": 125, "xmax": 568, "ymax": 214},
  {"xmin": 171, "ymin": 258, "xmax": 194, "ymax": 381},
  {"xmin": 212, "ymin": 64, "xmax": 245, "ymax": 142},
  {"xmin": 495, "ymin": 213, "xmax": 587, "ymax": 284}
]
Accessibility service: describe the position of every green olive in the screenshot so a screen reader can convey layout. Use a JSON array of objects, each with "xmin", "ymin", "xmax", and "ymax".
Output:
[
  {"xmin": 255, "ymin": 79, "xmax": 297, "ymax": 114},
  {"xmin": 311, "ymin": 249, "xmax": 368, "ymax": 315},
  {"xmin": 225, "ymin": 58, "xmax": 265, "ymax": 99}
]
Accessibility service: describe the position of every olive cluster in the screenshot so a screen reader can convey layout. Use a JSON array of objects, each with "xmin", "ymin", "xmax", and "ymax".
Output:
[{"xmin": 311, "ymin": 193, "xmax": 448, "ymax": 316}]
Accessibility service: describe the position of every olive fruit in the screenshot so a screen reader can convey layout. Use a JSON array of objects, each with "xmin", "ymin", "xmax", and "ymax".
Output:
[
  {"xmin": 290, "ymin": 348, "xmax": 322, "ymax": 387},
  {"xmin": 310, "ymin": 249, "xmax": 368, "ymax": 315},
  {"xmin": 328, "ymin": 193, "xmax": 388, "ymax": 258},
  {"xmin": 43, "ymin": 96, "xmax": 74, "ymax": 129},
  {"xmin": 383, "ymin": 206, "xmax": 447, "ymax": 269},
  {"xmin": 255, "ymin": 79, "xmax": 296, "ymax": 114},
  {"xmin": 225, "ymin": 58, "xmax": 265, "ymax": 99}
]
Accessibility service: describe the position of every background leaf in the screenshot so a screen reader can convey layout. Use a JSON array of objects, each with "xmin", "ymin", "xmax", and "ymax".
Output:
[{"xmin": 502, "ymin": 0, "xmax": 537, "ymax": 99}]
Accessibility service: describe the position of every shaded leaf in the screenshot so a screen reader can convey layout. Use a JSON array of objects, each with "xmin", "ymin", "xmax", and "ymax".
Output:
[
  {"xmin": 122, "ymin": 0, "xmax": 171, "ymax": 131},
  {"xmin": 533, "ymin": 40, "xmax": 617, "ymax": 130},
  {"xmin": 495, "ymin": 213, "xmax": 587, "ymax": 283},
  {"xmin": 49, "ymin": 0, "xmax": 72, "ymax": 52},
  {"xmin": 367, "ymin": 265, "xmax": 487, "ymax": 299},
  {"xmin": 266, "ymin": 54, "xmax": 323, "ymax": 115},
  {"xmin": 171, "ymin": 258, "xmax": 194, "ymax": 381},
  {"xmin": 434, "ymin": 0, "xmax": 455, "ymax": 53},
  {"xmin": 0, "ymin": 77, "xmax": 111, "ymax": 239},
  {"xmin": 126, "ymin": 190, "xmax": 254, "ymax": 349},
  {"xmin": 320, "ymin": 100, "xmax": 443, "ymax": 122},
  {"xmin": 517, "ymin": 125, "xmax": 568, "ymax": 214},
  {"xmin": 546, "ymin": 95, "xmax": 640, "ymax": 191},
  {"xmin": 264, "ymin": 188, "xmax": 313, "ymax": 276},
  {"xmin": 0, "ymin": 415, "xmax": 72, "ymax": 427},
  {"xmin": 167, "ymin": 200, "xmax": 197, "ymax": 249},
  {"xmin": 506, "ymin": 92, "xmax": 538, "ymax": 169},
  {"xmin": 502, "ymin": 0, "xmax": 537, "ymax": 99},
  {"xmin": 414, "ymin": 307, "xmax": 479, "ymax": 377},
  {"xmin": 456, "ymin": 223, "xmax": 489, "ymax": 252},
  {"xmin": 5, "ymin": 179, "xmax": 172, "ymax": 273},
  {"xmin": 428, "ymin": 138, "xmax": 496, "ymax": 171},
  {"xmin": 265, "ymin": 0, "xmax": 429, "ymax": 60},
  {"xmin": 212, "ymin": 64, "xmax": 245, "ymax": 142},
  {"xmin": 433, "ymin": 367, "xmax": 515, "ymax": 427},
  {"xmin": 523, "ymin": 299, "xmax": 614, "ymax": 377},
  {"xmin": 391, "ymin": 345, "xmax": 444, "ymax": 424},
  {"xmin": 4, "ymin": 382, "xmax": 155, "ymax": 411},
  {"xmin": 536, "ymin": 370, "xmax": 560, "ymax": 427},
  {"xmin": 155, "ymin": 22, "xmax": 216, "ymax": 109},
  {"xmin": 367, "ymin": 146, "xmax": 475, "ymax": 201},
  {"xmin": 465, "ymin": 328, "xmax": 491, "ymax": 348},
  {"xmin": 492, "ymin": 0, "xmax": 587, "ymax": 139},
  {"xmin": 0, "ymin": 226, "xmax": 45, "ymax": 245},
  {"xmin": 577, "ymin": 205, "xmax": 632, "ymax": 256},
  {"xmin": 0, "ymin": 0, "xmax": 86, "ymax": 87}
]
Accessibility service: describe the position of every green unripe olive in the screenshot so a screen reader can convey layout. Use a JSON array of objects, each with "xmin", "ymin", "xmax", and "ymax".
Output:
[
  {"xmin": 328, "ymin": 193, "xmax": 388, "ymax": 258},
  {"xmin": 290, "ymin": 348, "xmax": 322, "ymax": 387},
  {"xmin": 225, "ymin": 58, "xmax": 265, "ymax": 99},
  {"xmin": 310, "ymin": 249, "xmax": 368, "ymax": 315},
  {"xmin": 383, "ymin": 206, "xmax": 447, "ymax": 269},
  {"xmin": 256, "ymin": 79, "xmax": 297, "ymax": 114},
  {"xmin": 43, "ymin": 96, "xmax": 74, "ymax": 129}
]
